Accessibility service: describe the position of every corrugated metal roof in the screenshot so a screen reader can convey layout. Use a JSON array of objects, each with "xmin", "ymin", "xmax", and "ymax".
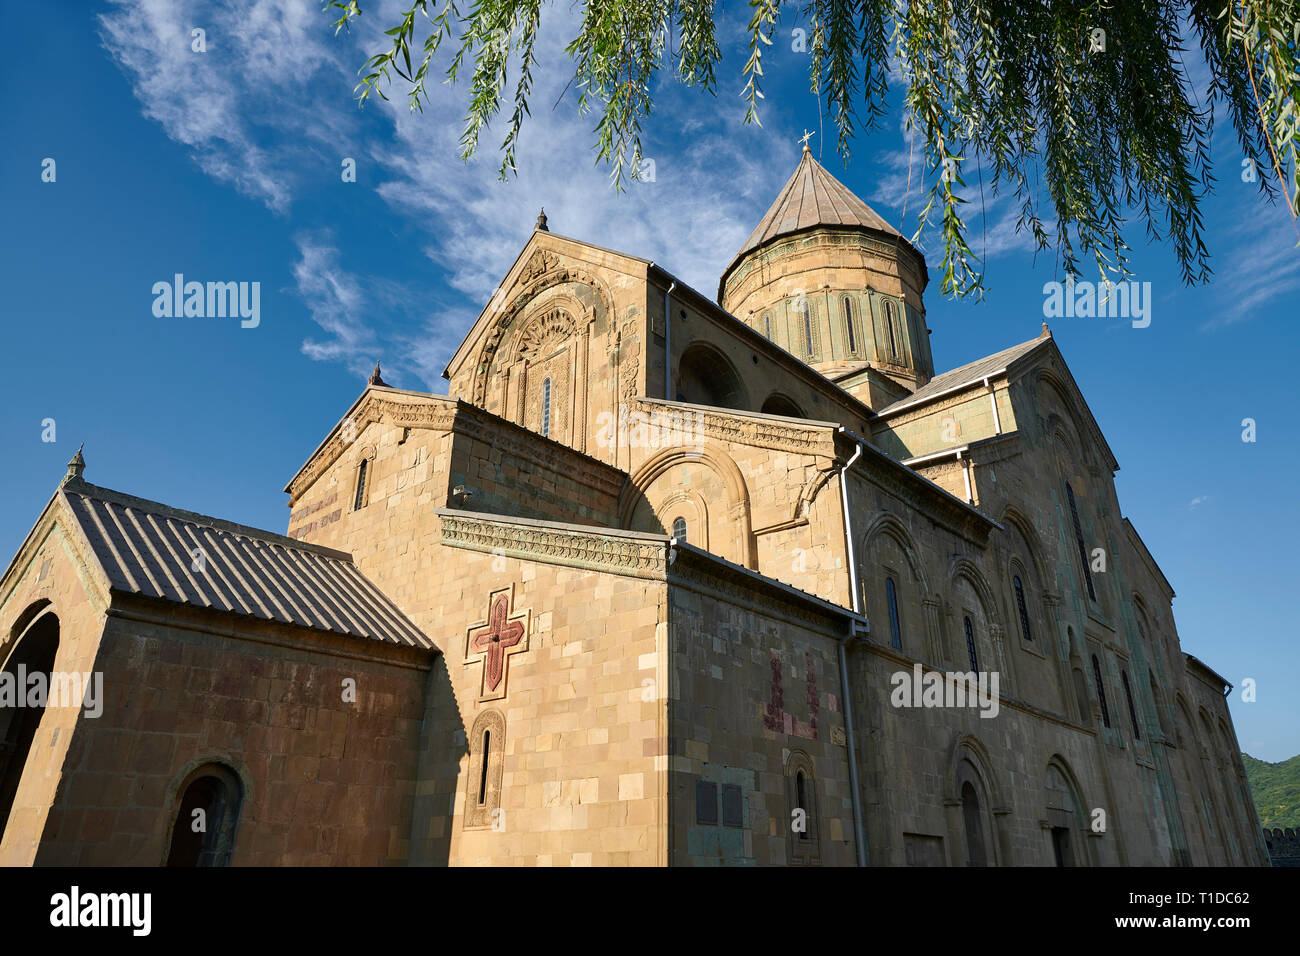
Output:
[
  {"xmin": 60, "ymin": 482, "xmax": 432, "ymax": 650},
  {"xmin": 723, "ymin": 148, "xmax": 905, "ymax": 278},
  {"xmin": 878, "ymin": 335, "xmax": 1049, "ymax": 415}
]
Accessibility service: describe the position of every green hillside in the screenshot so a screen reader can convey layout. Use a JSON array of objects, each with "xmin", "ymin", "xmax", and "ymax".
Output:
[{"xmin": 1242, "ymin": 753, "xmax": 1300, "ymax": 830}]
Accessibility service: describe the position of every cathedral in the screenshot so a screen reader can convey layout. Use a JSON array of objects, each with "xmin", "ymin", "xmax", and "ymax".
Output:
[{"xmin": 0, "ymin": 148, "xmax": 1267, "ymax": 866}]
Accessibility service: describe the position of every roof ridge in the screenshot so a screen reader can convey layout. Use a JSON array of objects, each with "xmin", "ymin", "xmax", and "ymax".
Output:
[{"xmin": 61, "ymin": 481, "xmax": 352, "ymax": 561}]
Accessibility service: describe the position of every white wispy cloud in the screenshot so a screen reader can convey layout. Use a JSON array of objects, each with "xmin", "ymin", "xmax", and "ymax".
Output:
[
  {"xmin": 100, "ymin": 0, "xmax": 802, "ymax": 381},
  {"xmin": 1188, "ymin": 495, "xmax": 1209, "ymax": 509},
  {"xmin": 1202, "ymin": 206, "xmax": 1300, "ymax": 326},
  {"xmin": 291, "ymin": 233, "xmax": 375, "ymax": 374},
  {"xmin": 99, "ymin": 0, "xmax": 349, "ymax": 213}
]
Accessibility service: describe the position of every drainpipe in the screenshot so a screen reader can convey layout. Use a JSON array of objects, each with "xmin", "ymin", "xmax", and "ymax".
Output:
[
  {"xmin": 983, "ymin": 376, "xmax": 1002, "ymax": 434},
  {"xmin": 664, "ymin": 279, "xmax": 677, "ymax": 400},
  {"xmin": 836, "ymin": 426, "xmax": 869, "ymax": 867}
]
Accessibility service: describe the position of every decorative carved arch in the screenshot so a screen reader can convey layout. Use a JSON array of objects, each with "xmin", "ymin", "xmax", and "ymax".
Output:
[
  {"xmin": 619, "ymin": 445, "xmax": 754, "ymax": 568},
  {"xmin": 509, "ymin": 306, "xmax": 577, "ymax": 365},
  {"xmin": 472, "ymin": 264, "xmax": 615, "ymax": 406},
  {"xmin": 658, "ymin": 489, "xmax": 710, "ymax": 550},
  {"xmin": 1044, "ymin": 754, "xmax": 1094, "ymax": 865},
  {"xmin": 945, "ymin": 733, "xmax": 1005, "ymax": 807},
  {"xmin": 946, "ymin": 733, "xmax": 1006, "ymax": 866},
  {"xmin": 860, "ymin": 512, "xmax": 931, "ymax": 594},
  {"xmin": 948, "ymin": 556, "xmax": 1000, "ymax": 627},
  {"xmin": 998, "ymin": 506, "xmax": 1051, "ymax": 585}
]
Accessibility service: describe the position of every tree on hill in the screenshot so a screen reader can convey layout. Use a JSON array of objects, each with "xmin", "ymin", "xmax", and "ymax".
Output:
[{"xmin": 1242, "ymin": 752, "xmax": 1300, "ymax": 829}]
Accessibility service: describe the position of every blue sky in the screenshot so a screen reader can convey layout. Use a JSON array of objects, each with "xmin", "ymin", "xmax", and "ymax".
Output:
[{"xmin": 1, "ymin": 1, "xmax": 1296, "ymax": 762}]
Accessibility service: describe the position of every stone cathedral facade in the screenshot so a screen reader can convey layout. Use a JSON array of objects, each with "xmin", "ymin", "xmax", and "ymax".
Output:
[{"xmin": 0, "ymin": 149, "xmax": 1267, "ymax": 866}]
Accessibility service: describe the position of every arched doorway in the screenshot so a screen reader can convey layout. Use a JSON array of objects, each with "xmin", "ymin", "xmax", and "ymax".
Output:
[
  {"xmin": 0, "ymin": 609, "xmax": 60, "ymax": 838},
  {"xmin": 165, "ymin": 764, "xmax": 243, "ymax": 866}
]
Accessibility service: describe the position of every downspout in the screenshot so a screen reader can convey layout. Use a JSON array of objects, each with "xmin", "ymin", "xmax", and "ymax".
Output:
[
  {"xmin": 664, "ymin": 279, "xmax": 677, "ymax": 400},
  {"xmin": 836, "ymin": 426, "xmax": 869, "ymax": 867},
  {"xmin": 983, "ymin": 376, "xmax": 1002, "ymax": 435}
]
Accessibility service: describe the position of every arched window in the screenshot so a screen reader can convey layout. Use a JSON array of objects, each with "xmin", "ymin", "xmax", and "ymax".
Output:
[
  {"xmin": 803, "ymin": 305, "xmax": 815, "ymax": 359},
  {"xmin": 963, "ymin": 615, "xmax": 979, "ymax": 672},
  {"xmin": 1065, "ymin": 482, "xmax": 1096, "ymax": 601},
  {"xmin": 465, "ymin": 710, "xmax": 505, "ymax": 829},
  {"xmin": 843, "ymin": 297, "xmax": 856, "ymax": 353},
  {"xmin": 1013, "ymin": 575, "xmax": 1033, "ymax": 642},
  {"xmin": 353, "ymin": 458, "xmax": 369, "ymax": 511},
  {"xmin": 885, "ymin": 576, "xmax": 902, "ymax": 649},
  {"xmin": 0, "ymin": 609, "xmax": 59, "ymax": 837},
  {"xmin": 165, "ymin": 764, "xmax": 242, "ymax": 866},
  {"xmin": 541, "ymin": 377, "xmax": 552, "ymax": 438},
  {"xmin": 763, "ymin": 312, "xmax": 772, "ymax": 340},
  {"xmin": 961, "ymin": 781, "xmax": 988, "ymax": 866},
  {"xmin": 884, "ymin": 299, "xmax": 900, "ymax": 359},
  {"xmin": 478, "ymin": 730, "xmax": 492, "ymax": 803},
  {"xmin": 672, "ymin": 516, "xmax": 687, "ymax": 543},
  {"xmin": 1091, "ymin": 654, "xmax": 1111, "ymax": 728},
  {"xmin": 1148, "ymin": 671, "xmax": 1170, "ymax": 739},
  {"xmin": 795, "ymin": 771, "xmax": 809, "ymax": 843},
  {"xmin": 1121, "ymin": 670, "xmax": 1141, "ymax": 740},
  {"xmin": 785, "ymin": 751, "xmax": 820, "ymax": 864}
]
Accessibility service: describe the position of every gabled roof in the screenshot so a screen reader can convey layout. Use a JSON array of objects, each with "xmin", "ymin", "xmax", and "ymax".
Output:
[
  {"xmin": 58, "ymin": 479, "xmax": 432, "ymax": 650},
  {"xmin": 877, "ymin": 334, "xmax": 1050, "ymax": 415},
  {"xmin": 721, "ymin": 147, "xmax": 912, "ymax": 282}
]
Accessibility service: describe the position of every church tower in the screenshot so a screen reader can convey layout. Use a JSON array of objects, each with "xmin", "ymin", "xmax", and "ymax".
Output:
[{"xmin": 719, "ymin": 145, "xmax": 934, "ymax": 407}]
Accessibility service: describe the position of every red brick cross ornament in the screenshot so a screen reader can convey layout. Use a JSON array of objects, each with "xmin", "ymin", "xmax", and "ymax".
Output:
[{"xmin": 465, "ymin": 589, "xmax": 529, "ymax": 701}]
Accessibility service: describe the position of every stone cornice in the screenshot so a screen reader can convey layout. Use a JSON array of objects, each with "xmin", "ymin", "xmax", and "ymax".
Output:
[
  {"xmin": 438, "ymin": 511, "xmax": 666, "ymax": 580},
  {"xmin": 436, "ymin": 510, "xmax": 863, "ymax": 635},
  {"xmin": 631, "ymin": 397, "xmax": 839, "ymax": 458}
]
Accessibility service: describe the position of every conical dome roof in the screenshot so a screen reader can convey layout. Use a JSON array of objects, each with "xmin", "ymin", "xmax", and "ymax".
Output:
[{"xmin": 722, "ymin": 147, "xmax": 909, "ymax": 285}]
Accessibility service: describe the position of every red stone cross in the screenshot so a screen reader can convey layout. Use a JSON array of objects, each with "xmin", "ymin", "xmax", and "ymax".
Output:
[{"xmin": 468, "ymin": 592, "xmax": 526, "ymax": 693}]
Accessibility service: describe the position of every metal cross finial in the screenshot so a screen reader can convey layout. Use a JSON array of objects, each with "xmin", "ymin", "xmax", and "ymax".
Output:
[{"xmin": 798, "ymin": 129, "xmax": 815, "ymax": 150}]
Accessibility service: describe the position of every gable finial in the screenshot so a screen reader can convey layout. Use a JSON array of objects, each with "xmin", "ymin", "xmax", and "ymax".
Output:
[
  {"xmin": 536, "ymin": 208, "xmax": 549, "ymax": 232},
  {"xmin": 64, "ymin": 443, "xmax": 85, "ymax": 485},
  {"xmin": 798, "ymin": 129, "xmax": 815, "ymax": 151},
  {"xmin": 369, "ymin": 360, "xmax": 387, "ymax": 387},
  {"xmin": 1041, "ymin": 321, "xmax": 1051, "ymax": 338}
]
